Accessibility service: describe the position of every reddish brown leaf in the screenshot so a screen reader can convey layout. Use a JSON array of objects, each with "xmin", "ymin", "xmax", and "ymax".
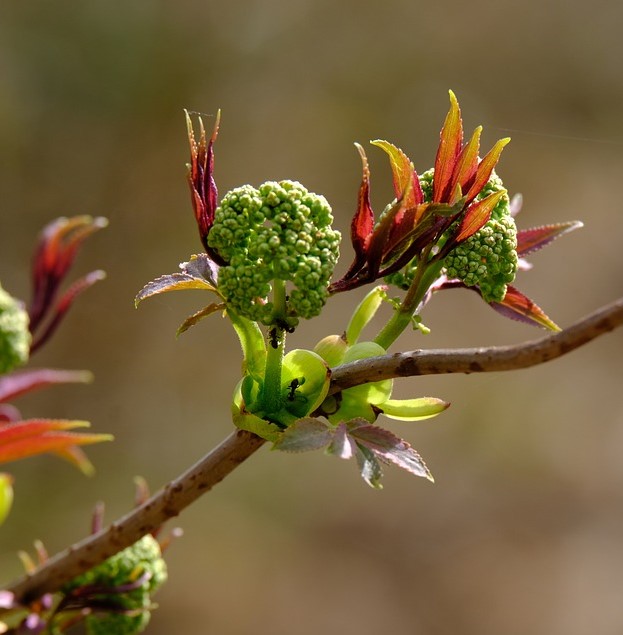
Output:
[
  {"xmin": 347, "ymin": 422, "xmax": 433, "ymax": 481},
  {"xmin": 0, "ymin": 419, "xmax": 91, "ymax": 443},
  {"xmin": 351, "ymin": 143, "xmax": 375, "ymax": 259},
  {"xmin": 371, "ymin": 140, "xmax": 423, "ymax": 208},
  {"xmin": 0, "ymin": 432, "xmax": 111, "ymax": 465},
  {"xmin": 433, "ymin": 90, "xmax": 463, "ymax": 203},
  {"xmin": 176, "ymin": 303, "xmax": 226, "ymax": 335},
  {"xmin": 30, "ymin": 270, "xmax": 106, "ymax": 353},
  {"xmin": 135, "ymin": 273, "xmax": 219, "ymax": 306},
  {"xmin": 185, "ymin": 110, "xmax": 223, "ymax": 262},
  {"xmin": 29, "ymin": 216, "xmax": 108, "ymax": 334},
  {"xmin": 0, "ymin": 368, "xmax": 92, "ymax": 404},
  {"xmin": 331, "ymin": 144, "xmax": 376, "ymax": 290},
  {"xmin": 454, "ymin": 190, "xmax": 506, "ymax": 243},
  {"xmin": 517, "ymin": 221, "xmax": 583, "ymax": 256},
  {"xmin": 366, "ymin": 197, "xmax": 407, "ymax": 277},
  {"xmin": 0, "ymin": 419, "xmax": 112, "ymax": 468},
  {"xmin": 450, "ymin": 125, "xmax": 481, "ymax": 194},
  {"xmin": 464, "ymin": 137, "xmax": 510, "ymax": 204},
  {"xmin": 489, "ymin": 285, "xmax": 560, "ymax": 331}
]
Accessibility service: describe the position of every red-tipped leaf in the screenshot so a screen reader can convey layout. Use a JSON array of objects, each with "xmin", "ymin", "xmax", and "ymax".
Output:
[
  {"xmin": 489, "ymin": 285, "xmax": 560, "ymax": 331},
  {"xmin": 186, "ymin": 110, "xmax": 223, "ymax": 262},
  {"xmin": 30, "ymin": 270, "xmax": 106, "ymax": 353},
  {"xmin": 0, "ymin": 368, "xmax": 93, "ymax": 404},
  {"xmin": 0, "ymin": 419, "xmax": 112, "ymax": 469},
  {"xmin": 450, "ymin": 125, "xmax": 482, "ymax": 194},
  {"xmin": 454, "ymin": 189, "xmax": 507, "ymax": 243},
  {"xmin": 350, "ymin": 143, "xmax": 375, "ymax": 261},
  {"xmin": 464, "ymin": 137, "xmax": 510, "ymax": 203},
  {"xmin": 433, "ymin": 90, "xmax": 463, "ymax": 203},
  {"xmin": 517, "ymin": 221, "xmax": 583, "ymax": 257},
  {"xmin": 371, "ymin": 139, "xmax": 423, "ymax": 208}
]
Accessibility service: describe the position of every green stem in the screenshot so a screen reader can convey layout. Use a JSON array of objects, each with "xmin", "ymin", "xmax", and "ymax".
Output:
[
  {"xmin": 374, "ymin": 246, "xmax": 442, "ymax": 350},
  {"xmin": 261, "ymin": 278, "xmax": 288, "ymax": 415},
  {"xmin": 261, "ymin": 326, "xmax": 286, "ymax": 415}
]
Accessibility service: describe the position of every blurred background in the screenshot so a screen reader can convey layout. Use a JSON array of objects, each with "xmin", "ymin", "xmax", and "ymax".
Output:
[{"xmin": 1, "ymin": 1, "xmax": 623, "ymax": 633}]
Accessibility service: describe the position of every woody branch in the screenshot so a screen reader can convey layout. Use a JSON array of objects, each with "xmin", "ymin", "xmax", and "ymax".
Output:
[{"xmin": 2, "ymin": 296, "xmax": 622, "ymax": 609}]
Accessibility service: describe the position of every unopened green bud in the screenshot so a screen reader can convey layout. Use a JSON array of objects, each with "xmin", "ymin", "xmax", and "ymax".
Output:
[
  {"xmin": 313, "ymin": 334, "xmax": 348, "ymax": 367},
  {"xmin": 0, "ymin": 284, "xmax": 30, "ymax": 374}
]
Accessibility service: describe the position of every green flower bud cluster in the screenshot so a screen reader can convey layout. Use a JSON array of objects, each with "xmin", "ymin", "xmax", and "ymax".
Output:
[
  {"xmin": 0, "ymin": 284, "xmax": 30, "ymax": 374},
  {"xmin": 443, "ymin": 172, "xmax": 517, "ymax": 302},
  {"xmin": 62, "ymin": 534, "xmax": 167, "ymax": 635},
  {"xmin": 208, "ymin": 180, "xmax": 340, "ymax": 327}
]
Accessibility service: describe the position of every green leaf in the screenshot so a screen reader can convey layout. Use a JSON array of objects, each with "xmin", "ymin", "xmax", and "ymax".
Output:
[
  {"xmin": 342, "ymin": 341, "xmax": 386, "ymax": 363},
  {"xmin": 341, "ymin": 341, "xmax": 393, "ymax": 407},
  {"xmin": 227, "ymin": 309, "xmax": 267, "ymax": 381},
  {"xmin": 231, "ymin": 375, "xmax": 263, "ymax": 416},
  {"xmin": 0, "ymin": 473, "xmax": 13, "ymax": 526},
  {"xmin": 281, "ymin": 349, "xmax": 331, "ymax": 418},
  {"xmin": 345, "ymin": 285, "xmax": 388, "ymax": 345},
  {"xmin": 378, "ymin": 397, "xmax": 449, "ymax": 421},
  {"xmin": 328, "ymin": 341, "xmax": 392, "ymax": 424},
  {"xmin": 273, "ymin": 418, "xmax": 333, "ymax": 452},
  {"xmin": 327, "ymin": 390, "xmax": 378, "ymax": 424},
  {"xmin": 233, "ymin": 413, "xmax": 282, "ymax": 443}
]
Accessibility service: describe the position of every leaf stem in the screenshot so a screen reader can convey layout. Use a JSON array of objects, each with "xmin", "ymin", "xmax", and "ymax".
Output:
[
  {"xmin": 374, "ymin": 246, "xmax": 441, "ymax": 349},
  {"xmin": 261, "ymin": 327, "xmax": 285, "ymax": 415}
]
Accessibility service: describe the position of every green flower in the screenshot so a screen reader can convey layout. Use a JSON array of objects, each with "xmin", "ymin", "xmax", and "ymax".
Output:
[{"xmin": 209, "ymin": 180, "xmax": 341, "ymax": 327}]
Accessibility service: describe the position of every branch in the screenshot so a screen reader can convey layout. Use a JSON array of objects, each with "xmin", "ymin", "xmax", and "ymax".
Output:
[
  {"xmin": 330, "ymin": 296, "xmax": 623, "ymax": 392},
  {"xmin": 2, "ymin": 430, "xmax": 265, "ymax": 607},
  {"xmin": 2, "ymin": 296, "xmax": 622, "ymax": 608}
]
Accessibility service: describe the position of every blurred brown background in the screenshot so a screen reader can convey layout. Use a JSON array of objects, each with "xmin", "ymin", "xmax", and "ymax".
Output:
[{"xmin": 1, "ymin": 1, "xmax": 623, "ymax": 634}]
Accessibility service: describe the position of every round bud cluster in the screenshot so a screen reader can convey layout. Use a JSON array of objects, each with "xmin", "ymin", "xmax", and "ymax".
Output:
[
  {"xmin": 208, "ymin": 180, "xmax": 341, "ymax": 326},
  {"xmin": 62, "ymin": 534, "xmax": 168, "ymax": 635},
  {"xmin": 443, "ymin": 172, "xmax": 518, "ymax": 302},
  {"xmin": 0, "ymin": 284, "xmax": 30, "ymax": 374}
]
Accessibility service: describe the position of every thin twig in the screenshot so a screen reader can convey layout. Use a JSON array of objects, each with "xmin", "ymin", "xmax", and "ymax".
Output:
[
  {"xmin": 330, "ymin": 296, "xmax": 623, "ymax": 391},
  {"xmin": 2, "ymin": 296, "xmax": 622, "ymax": 608}
]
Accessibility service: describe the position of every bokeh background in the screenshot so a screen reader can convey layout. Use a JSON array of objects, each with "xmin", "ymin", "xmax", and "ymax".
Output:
[{"xmin": 2, "ymin": 1, "xmax": 623, "ymax": 633}]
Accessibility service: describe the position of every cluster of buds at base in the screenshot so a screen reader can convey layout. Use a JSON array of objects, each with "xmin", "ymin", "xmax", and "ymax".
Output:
[{"xmin": 1, "ymin": 487, "xmax": 176, "ymax": 635}]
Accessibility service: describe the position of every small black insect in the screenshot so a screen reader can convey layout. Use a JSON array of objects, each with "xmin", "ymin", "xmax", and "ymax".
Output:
[
  {"xmin": 269, "ymin": 327, "xmax": 279, "ymax": 349},
  {"xmin": 287, "ymin": 377, "xmax": 306, "ymax": 401}
]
